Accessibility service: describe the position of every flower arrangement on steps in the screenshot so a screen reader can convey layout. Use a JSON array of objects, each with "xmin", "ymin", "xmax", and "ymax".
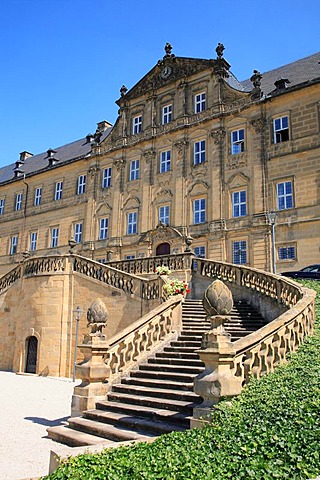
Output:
[{"xmin": 163, "ymin": 278, "xmax": 190, "ymax": 296}]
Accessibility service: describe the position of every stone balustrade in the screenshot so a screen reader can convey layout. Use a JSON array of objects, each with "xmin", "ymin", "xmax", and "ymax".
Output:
[
  {"xmin": 107, "ymin": 252, "xmax": 194, "ymax": 276},
  {"xmin": 0, "ymin": 264, "xmax": 22, "ymax": 294}
]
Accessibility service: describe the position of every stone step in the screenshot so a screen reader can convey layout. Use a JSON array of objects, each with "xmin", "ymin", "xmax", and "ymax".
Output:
[
  {"xmin": 107, "ymin": 392, "xmax": 199, "ymax": 414},
  {"xmin": 148, "ymin": 356, "xmax": 204, "ymax": 367},
  {"xmin": 47, "ymin": 424, "xmax": 111, "ymax": 447},
  {"xmin": 155, "ymin": 351, "xmax": 200, "ymax": 360},
  {"xmin": 137, "ymin": 363, "xmax": 203, "ymax": 375},
  {"xmin": 170, "ymin": 340, "xmax": 202, "ymax": 348},
  {"xmin": 122, "ymin": 376, "xmax": 194, "ymax": 392},
  {"xmin": 67, "ymin": 416, "xmax": 156, "ymax": 443},
  {"xmin": 163, "ymin": 346, "xmax": 198, "ymax": 354},
  {"xmin": 95, "ymin": 400, "xmax": 192, "ymax": 427},
  {"xmin": 84, "ymin": 409, "xmax": 187, "ymax": 434},
  {"xmin": 110, "ymin": 384, "xmax": 201, "ymax": 403},
  {"xmin": 127, "ymin": 369, "xmax": 198, "ymax": 383}
]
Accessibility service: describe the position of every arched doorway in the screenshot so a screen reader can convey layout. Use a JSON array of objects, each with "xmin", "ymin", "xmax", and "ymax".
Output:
[
  {"xmin": 156, "ymin": 242, "xmax": 170, "ymax": 256},
  {"xmin": 25, "ymin": 336, "xmax": 38, "ymax": 374}
]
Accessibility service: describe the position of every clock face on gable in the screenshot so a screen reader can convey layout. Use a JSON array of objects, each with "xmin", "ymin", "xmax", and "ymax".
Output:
[{"xmin": 160, "ymin": 65, "xmax": 172, "ymax": 79}]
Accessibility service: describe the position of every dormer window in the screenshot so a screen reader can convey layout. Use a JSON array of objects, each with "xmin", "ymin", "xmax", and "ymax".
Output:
[
  {"xmin": 162, "ymin": 104, "xmax": 172, "ymax": 124},
  {"xmin": 132, "ymin": 115, "xmax": 142, "ymax": 134},
  {"xmin": 194, "ymin": 92, "xmax": 206, "ymax": 113}
]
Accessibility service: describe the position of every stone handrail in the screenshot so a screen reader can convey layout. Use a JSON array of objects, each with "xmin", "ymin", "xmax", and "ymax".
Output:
[
  {"xmin": 0, "ymin": 264, "xmax": 22, "ymax": 294},
  {"xmin": 107, "ymin": 252, "xmax": 194, "ymax": 275},
  {"xmin": 73, "ymin": 255, "xmax": 162, "ymax": 300},
  {"xmin": 104, "ymin": 296, "xmax": 182, "ymax": 383},
  {"xmin": 195, "ymin": 258, "xmax": 304, "ymax": 308},
  {"xmin": 23, "ymin": 256, "xmax": 66, "ymax": 276}
]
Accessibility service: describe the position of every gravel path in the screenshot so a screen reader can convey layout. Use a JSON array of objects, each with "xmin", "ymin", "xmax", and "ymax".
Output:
[{"xmin": 0, "ymin": 372, "xmax": 76, "ymax": 480}]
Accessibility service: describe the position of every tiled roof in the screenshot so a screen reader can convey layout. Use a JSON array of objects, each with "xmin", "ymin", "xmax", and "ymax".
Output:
[
  {"xmin": 0, "ymin": 128, "xmax": 112, "ymax": 185},
  {"xmin": 240, "ymin": 52, "xmax": 320, "ymax": 94}
]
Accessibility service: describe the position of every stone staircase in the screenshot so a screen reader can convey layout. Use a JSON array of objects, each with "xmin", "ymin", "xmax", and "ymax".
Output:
[{"xmin": 47, "ymin": 299, "xmax": 265, "ymax": 447}]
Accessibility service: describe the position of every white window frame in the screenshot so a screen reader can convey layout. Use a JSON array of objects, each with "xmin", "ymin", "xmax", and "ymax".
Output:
[
  {"xmin": 129, "ymin": 160, "xmax": 140, "ymax": 181},
  {"xmin": 277, "ymin": 181, "xmax": 293, "ymax": 210},
  {"xmin": 10, "ymin": 235, "xmax": 18, "ymax": 255},
  {"xmin": 50, "ymin": 227, "xmax": 59, "ymax": 248},
  {"xmin": 160, "ymin": 150, "xmax": 171, "ymax": 173},
  {"xmin": 99, "ymin": 218, "xmax": 109, "ymax": 240},
  {"xmin": 158, "ymin": 205, "xmax": 170, "ymax": 225},
  {"xmin": 278, "ymin": 245, "xmax": 296, "ymax": 261},
  {"xmin": 194, "ymin": 246, "xmax": 206, "ymax": 258},
  {"xmin": 194, "ymin": 92, "xmax": 206, "ymax": 113},
  {"xmin": 74, "ymin": 222, "xmax": 83, "ymax": 243},
  {"xmin": 232, "ymin": 190, "xmax": 247, "ymax": 217},
  {"xmin": 0, "ymin": 198, "xmax": 5, "ymax": 215},
  {"xmin": 102, "ymin": 167, "xmax": 112, "ymax": 188},
  {"xmin": 132, "ymin": 115, "xmax": 142, "ymax": 134},
  {"xmin": 127, "ymin": 212, "xmax": 137, "ymax": 235},
  {"xmin": 193, "ymin": 198, "xmax": 206, "ymax": 224},
  {"xmin": 54, "ymin": 181, "xmax": 63, "ymax": 201},
  {"xmin": 232, "ymin": 240, "xmax": 247, "ymax": 265},
  {"xmin": 231, "ymin": 129, "xmax": 245, "ymax": 154},
  {"xmin": 77, "ymin": 174, "xmax": 86, "ymax": 195},
  {"xmin": 162, "ymin": 104, "xmax": 172, "ymax": 124},
  {"xmin": 15, "ymin": 193, "xmax": 23, "ymax": 211},
  {"xmin": 194, "ymin": 140, "xmax": 206, "ymax": 165},
  {"xmin": 34, "ymin": 187, "xmax": 42, "ymax": 206},
  {"xmin": 273, "ymin": 116, "xmax": 289, "ymax": 144},
  {"xmin": 30, "ymin": 231, "xmax": 38, "ymax": 252}
]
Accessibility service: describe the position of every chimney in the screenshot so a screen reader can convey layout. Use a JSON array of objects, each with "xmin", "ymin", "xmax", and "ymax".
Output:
[
  {"xmin": 46, "ymin": 148, "xmax": 58, "ymax": 167},
  {"xmin": 96, "ymin": 120, "xmax": 113, "ymax": 133},
  {"xmin": 13, "ymin": 160, "xmax": 24, "ymax": 178},
  {"xmin": 19, "ymin": 151, "xmax": 33, "ymax": 161}
]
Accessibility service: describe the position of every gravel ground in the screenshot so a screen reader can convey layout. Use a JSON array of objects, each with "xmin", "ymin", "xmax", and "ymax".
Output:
[{"xmin": 0, "ymin": 372, "xmax": 76, "ymax": 480}]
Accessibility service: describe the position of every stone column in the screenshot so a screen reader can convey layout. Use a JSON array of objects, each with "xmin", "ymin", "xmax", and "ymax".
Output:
[
  {"xmin": 191, "ymin": 280, "xmax": 243, "ymax": 428},
  {"xmin": 71, "ymin": 298, "xmax": 110, "ymax": 416}
]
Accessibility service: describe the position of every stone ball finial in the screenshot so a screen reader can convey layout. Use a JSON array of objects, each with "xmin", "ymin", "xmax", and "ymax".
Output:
[
  {"xmin": 87, "ymin": 298, "xmax": 109, "ymax": 336},
  {"xmin": 203, "ymin": 279, "xmax": 233, "ymax": 316}
]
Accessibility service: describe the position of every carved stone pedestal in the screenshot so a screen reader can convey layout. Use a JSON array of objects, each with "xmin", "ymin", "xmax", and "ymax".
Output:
[{"xmin": 71, "ymin": 335, "xmax": 110, "ymax": 416}]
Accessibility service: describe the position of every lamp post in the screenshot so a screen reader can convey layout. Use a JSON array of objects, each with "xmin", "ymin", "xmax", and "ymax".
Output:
[
  {"xmin": 72, "ymin": 306, "xmax": 84, "ymax": 382},
  {"xmin": 268, "ymin": 211, "xmax": 277, "ymax": 274}
]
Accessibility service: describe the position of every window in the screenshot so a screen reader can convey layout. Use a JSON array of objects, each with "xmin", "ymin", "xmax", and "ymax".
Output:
[
  {"xmin": 30, "ymin": 232, "xmax": 38, "ymax": 252},
  {"xmin": 231, "ymin": 129, "xmax": 245, "ymax": 154},
  {"xmin": 278, "ymin": 246, "xmax": 296, "ymax": 260},
  {"xmin": 273, "ymin": 116, "xmax": 289, "ymax": 143},
  {"xmin": 15, "ymin": 193, "xmax": 23, "ymax": 211},
  {"xmin": 97, "ymin": 258, "xmax": 107, "ymax": 264},
  {"xmin": 193, "ymin": 199, "xmax": 206, "ymax": 224},
  {"xmin": 129, "ymin": 160, "xmax": 140, "ymax": 181},
  {"xmin": 194, "ymin": 140, "xmax": 206, "ymax": 165},
  {"xmin": 162, "ymin": 104, "xmax": 172, "ymax": 124},
  {"xmin": 159, "ymin": 205, "xmax": 170, "ymax": 225},
  {"xmin": 127, "ymin": 212, "xmax": 137, "ymax": 235},
  {"xmin": 34, "ymin": 187, "xmax": 42, "ymax": 206},
  {"xmin": 194, "ymin": 246, "xmax": 206, "ymax": 258},
  {"xmin": 126, "ymin": 255, "xmax": 135, "ymax": 260},
  {"xmin": 232, "ymin": 240, "xmax": 247, "ymax": 265},
  {"xmin": 99, "ymin": 218, "xmax": 109, "ymax": 240},
  {"xmin": 232, "ymin": 190, "xmax": 247, "ymax": 217},
  {"xmin": 160, "ymin": 150, "xmax": 171, "ymax": 173},
  {"xmin": 74, "ymin": 223, "xmax": 83, "ymax": 243},
  {"xmin": 194, "ymin": 92, "xmax": 206, "ymax": 113},
  {"xmin": 10, "ymin": 236, "xmax": 18, "ymax": 255},
  {"xmin": 277, "ymin": 181, "xmax": 293, "ymax": 210},
  {"xmin": 0, "ymin": 198, "xmax": 5, "ymax": 215},
  {"xmin": 102, "ymin": 167, "xmax": 112, "ymax": 188},
  {"xmin": 77, "ymin": 174, "xmax": 86, "ymax": 195},
  {"xmin": 54, "ymin": 181, "xmax": 63, "ymax": 200},
  {"xmin": 132, "ymin": 115, "xmax": 142, "ymax": 134},
  {"xmin": 50, "ymin": 227, "xmax": 59, "ymax": 248}
]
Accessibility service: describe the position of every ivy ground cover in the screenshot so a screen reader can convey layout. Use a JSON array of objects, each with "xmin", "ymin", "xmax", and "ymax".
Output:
[{"xmin": 44, "ymin": 280, "xmax": 320, "ymax": 480}]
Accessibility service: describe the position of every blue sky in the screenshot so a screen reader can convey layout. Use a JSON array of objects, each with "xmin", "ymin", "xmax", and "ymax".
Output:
[{"xmin": 0, "ymin": 0, "xmax": 319, "ymax": 168}]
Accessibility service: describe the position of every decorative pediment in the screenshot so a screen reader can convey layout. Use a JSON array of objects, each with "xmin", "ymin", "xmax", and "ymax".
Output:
[
  {"xmin": 187, "ymin": 180, "xmax": 210, "ymax": 195},
  {"xmin": 96, "ymin": 202, "xmax": 112, "ymax": 214},
  {"xmin": 123, "ymin": 196, "xmax": 141, "ymax": 209},
  {"xmin": 227, "ymin": 172, "xmax": 250, "ymax": 188},
  {"xmin": 138, "ymin": 222, "xmax": 182, "ymax": 245}
]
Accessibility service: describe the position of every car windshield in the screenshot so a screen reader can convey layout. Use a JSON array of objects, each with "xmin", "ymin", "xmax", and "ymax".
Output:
[{"xmin": 301, "ymin": 266, "xmax": 319, "ymax": 272}]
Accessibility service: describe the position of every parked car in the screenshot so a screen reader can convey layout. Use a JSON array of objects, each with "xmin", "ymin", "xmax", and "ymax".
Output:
[{"xmin": 281, "ymin": 264, "xmax": 320, "ymax": 280}]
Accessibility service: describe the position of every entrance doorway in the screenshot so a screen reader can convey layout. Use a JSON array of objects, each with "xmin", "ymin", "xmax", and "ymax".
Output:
[
  {"xmin": 156, "ymin": 242, "xmax": 170, "ymax": 256},
  {"xmin": 25, "ymin": 336, "xmax": 38, "ymax": 374}
]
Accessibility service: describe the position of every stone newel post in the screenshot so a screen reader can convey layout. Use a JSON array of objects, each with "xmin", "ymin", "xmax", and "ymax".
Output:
[
  {"xmin": 71, "ymin": 298, "xmax": 110, "ymax": 416},
  {"xmin": 191, "ymin": 280, "xmax": 243, "ymax": 428}
]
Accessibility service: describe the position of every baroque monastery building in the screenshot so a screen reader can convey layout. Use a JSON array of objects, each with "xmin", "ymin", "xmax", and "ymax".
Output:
[{"xmin": 0, "ymin": 43, "xmax": 319, "ymax": 274}]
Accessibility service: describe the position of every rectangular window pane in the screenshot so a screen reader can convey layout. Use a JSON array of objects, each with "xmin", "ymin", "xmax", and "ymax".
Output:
[
  {"xmin": 231, "ymin": 129, "xmax": 245, "ymax": 155},
  {"xmin": 51, "ymin": 228, "xmax": 59, "ymax": 248},
  {"xmin": 74, "ymin": 223, "xmax": 83, "ymax": 243},
  {"xmin": 278, "ymin": 246, "xmax": 296, "ymax": 260},
  {"xmin": 194, "ymin": 140, "xmax": 206, "ymax": 165},
  {"xmin": 34, "ymin": 187, "xmax": 42, "ymax": 206},
  {"xmin": 194, "ymin": 92, "xmax": 206, "ymax": 113},
  {"xmin": 99, "ymin": 218, "xmax": 109, "ymax": 240},
  {"xmin": 30, "ymin": 232, "xmax": 38, "ymax": 251},
  {"xmin": 77, "ymin": 175, "xmax": 86, "ymax": 194},
  {"xmin": 0, "ymin": 199, "xmax": 5, "ymax": 215},
  {"xmin": 133, "ymin": 116, "xmax": 142, "ymax": 134},
  {"xmin": 130, "ymin": 160, "xmax": 139, "ymax": 181},
  {"xmin": 162, "ymin": 104, "xmax": 172, "ymax": 124},
  {"xmin": 10, "ymin": 236, "xmax": 18, "ymax": 255},
  {"xmin": 160, "ymin": 150, "xmax": 171, "ymax": 173},
  {"xmin": 232, "ymin": 190, "xmax": 247, "ymax": 217},
  {"xmin": 55, "ymin": 181, "xmax": 63, "ymax": 200},
  {"xmin": 277, "ymin": 181, "xmax": 293, "ymax": 210},
  {"xmin": 127, "ymin": 212, "xmax": 137, "ymax": 235},
  {"xmin": 194, "ymin": 246, "xmax": 206, "ymax": 258},
  {"xmin": 159, "ymin": 205, "xmax": 170, "ymax": 225},
  {"xmin": 232, "ymin": 240, "xmax": 247, "ymax": 264},
  {"xmin": 274, "ymin": 116, "xmax": 289, "ymax": 143},
  {"xmin": 194, "ymin": 199, "xmax": 206, "ymax": 224},
  {"xmin": 102, "ymin": 168, "xmax": 112, "ymax": 188},
  {"xmin": 15, "ymin": 193, "xmax": 23, "ymax": 211}
]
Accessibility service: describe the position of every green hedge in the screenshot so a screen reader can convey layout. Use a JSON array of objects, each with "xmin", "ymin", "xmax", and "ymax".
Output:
[{"xmin": 44, "ymin": 280, "xmax": 320, "ymax": 480}]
